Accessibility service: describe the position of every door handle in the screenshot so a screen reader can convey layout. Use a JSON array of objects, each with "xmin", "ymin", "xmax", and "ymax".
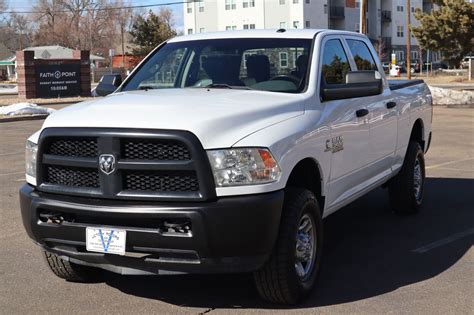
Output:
[
  {"xmin": 386, "ymin": 101, "xmax": 397, "ymax": 109},
  {"xmin": 356, "ymin": 109, "xmax": 369, "ymax": 118}
]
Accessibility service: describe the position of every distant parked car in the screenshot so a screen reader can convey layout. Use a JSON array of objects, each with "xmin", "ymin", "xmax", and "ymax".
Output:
[
  {"xmin": 95, "ymin": 74, "xmax": 123, "ymax": 96},
  {"xmin": 461, "ymin": 56, "xmax": 473, "ymax": 69}
]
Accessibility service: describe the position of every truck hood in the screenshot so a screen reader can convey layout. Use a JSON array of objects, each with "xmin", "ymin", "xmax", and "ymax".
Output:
[{"xmin": 42, "ymin": 88, "xmax": 305, "ymax": 148}]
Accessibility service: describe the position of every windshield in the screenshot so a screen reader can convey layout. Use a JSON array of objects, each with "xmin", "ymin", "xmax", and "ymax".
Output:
[{"xmin": 122, "ymin": 38, "xmax": 312, "ymax": 93}]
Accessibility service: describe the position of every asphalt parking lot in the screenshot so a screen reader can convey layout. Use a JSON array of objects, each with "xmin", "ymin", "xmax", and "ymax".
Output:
[{"xmin": 0, "ymin": 107, "xmax": 472, "ymax": 314}]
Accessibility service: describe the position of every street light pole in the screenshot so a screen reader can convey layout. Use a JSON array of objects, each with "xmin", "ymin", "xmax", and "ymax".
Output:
[{"xmin": 406, "ymin": 0, "xmax": 411, "ymax": 79}]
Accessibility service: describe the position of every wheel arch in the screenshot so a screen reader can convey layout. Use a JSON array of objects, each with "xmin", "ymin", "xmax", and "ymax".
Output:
[
  {"xmin": 285, "ymin": 158, "xmax": 325, "ymax": 214},
  {"xmin": 410, "ymin": 118, "xmax": 425, "ymax": 151}
]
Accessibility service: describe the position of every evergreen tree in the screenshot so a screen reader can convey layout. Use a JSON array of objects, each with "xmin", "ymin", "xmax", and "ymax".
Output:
[
  {"xmin": 412, "ymin": 0, "xmax": 474, "ymax": 67},
  {"xmin": 129, "ymin": 9, "xmax": 177, "ymax": 56}
]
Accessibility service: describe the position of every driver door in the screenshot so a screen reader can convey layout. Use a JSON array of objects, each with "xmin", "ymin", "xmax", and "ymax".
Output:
[{"xmin": 319, "ymin": 37, "xmax": 371, "ymax": 211}]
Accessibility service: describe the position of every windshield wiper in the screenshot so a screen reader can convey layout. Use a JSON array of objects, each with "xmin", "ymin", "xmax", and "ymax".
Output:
[
  {"xmin": 204, "ymin": 83, "xmax": 252, "ymax": 90},
  {"xmin": 138, "ymin": 85, "xmax": 156, "ymax": 91}
]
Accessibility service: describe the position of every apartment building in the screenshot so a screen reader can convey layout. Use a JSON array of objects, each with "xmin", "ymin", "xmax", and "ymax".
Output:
[
  {"xmin": 184, "ymin": 0, "xmax": 439, "ymax": 63},
  {"xmin": 184, "ymin": 0, "xmax": 329, "ymax": 36}
]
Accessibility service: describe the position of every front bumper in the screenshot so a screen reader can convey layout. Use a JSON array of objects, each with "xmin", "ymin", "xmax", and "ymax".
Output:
[{"xmin": 20, "ymin": 184, "xmax": 283, "ymax": 275}]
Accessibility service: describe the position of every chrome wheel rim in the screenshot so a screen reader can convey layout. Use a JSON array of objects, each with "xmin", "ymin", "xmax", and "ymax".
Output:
[
  {"xmin": 413, "ymin": 157, "xmax": 423, "ymax": 201},
  {"xmin": 295, "ymin": 213, "xmax": 317, "ymax": 281}
]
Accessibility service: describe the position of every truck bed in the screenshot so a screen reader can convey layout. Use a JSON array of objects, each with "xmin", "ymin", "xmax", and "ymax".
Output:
[{"xmin": 388, "ymin": 79, "xmax": 425, "ymax": 91}]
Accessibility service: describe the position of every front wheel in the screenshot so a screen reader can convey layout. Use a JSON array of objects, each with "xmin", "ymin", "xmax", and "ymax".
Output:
[
  {"xmin": 44, "ymin": 251, "xmax": 103, "ymax": 282},
  {"xmin": 253, "ymin": 188, "xmax": 323, "ymax": 304}
]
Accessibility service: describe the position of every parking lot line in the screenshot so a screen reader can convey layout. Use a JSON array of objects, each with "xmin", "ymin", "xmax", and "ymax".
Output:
[
  {"xmin": 0, "ymin": 151, "xmax": 23, "ymax": 157},
  {"xmin": 426, "ymin": 158, "xmax": 474, "ymax": 170},
  {"xmin": 412, "ymin": 227, "xmax": 474, "ymax": 254},
  {"xmin": 0, "ymin": 171, "xmax": 25, "ymax": 177}
]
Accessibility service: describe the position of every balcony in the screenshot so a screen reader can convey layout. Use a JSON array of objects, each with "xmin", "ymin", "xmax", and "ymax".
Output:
[
  {"xmin": 381, "ymin": 10, "xmax": 391, "ymax": 22},
  {"xmin": 329, "ymin": 6, "xmax": 345, "ymax": 19}
]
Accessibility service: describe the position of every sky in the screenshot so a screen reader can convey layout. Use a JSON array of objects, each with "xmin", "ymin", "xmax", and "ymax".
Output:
[{"xmin": 6, "ymin": 0, "xmax": 184, "ymax": 31}]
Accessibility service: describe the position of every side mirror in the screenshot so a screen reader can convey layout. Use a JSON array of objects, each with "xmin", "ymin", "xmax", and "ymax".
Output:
[
  {"xmin": 95, "ymin": 74, "xmax": 123, "ymax": 96},
  {"xmin": 321, "ymin": 70, "xmax": 383, "ymax": 102}
]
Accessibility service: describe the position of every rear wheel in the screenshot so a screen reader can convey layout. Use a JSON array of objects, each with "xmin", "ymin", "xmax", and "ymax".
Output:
[
  {"xmin": 388, "ymin": 141, "xmax": 425, "ymax": 214},
  {"xmin": 253, "ymin": 188, "xmax": 323, "ymax": 304},
  {"xmin": 44, "ymin": 251, "xmax": 103, "ymax": 282}
]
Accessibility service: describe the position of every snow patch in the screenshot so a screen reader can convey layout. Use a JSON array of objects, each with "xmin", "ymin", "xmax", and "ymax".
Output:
[
  {"xmin": 429, "ymin": 86, "xmax": 474, "ymax": 105},
  {"xmin": 0, "ymin": 84, "xmax": 18, "ymax": 94},
  {"xmin": 0, "ymin": 103, "xmax": 55, "ymax": 116}
]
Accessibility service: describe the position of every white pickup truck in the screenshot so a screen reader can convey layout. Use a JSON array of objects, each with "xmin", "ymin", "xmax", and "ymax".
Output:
[{"xmin": 20, "ymin": 29, "xmax": 432, "ymax": 304}]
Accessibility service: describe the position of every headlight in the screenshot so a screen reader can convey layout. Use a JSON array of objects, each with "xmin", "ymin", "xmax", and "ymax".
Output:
[
  {"xmin": 25, "ymin": 140, "xmax": 38, "ymax": 179},
  {"xmin": 207, "ymin": 148, "xmax": 281, "ymax": 187}
]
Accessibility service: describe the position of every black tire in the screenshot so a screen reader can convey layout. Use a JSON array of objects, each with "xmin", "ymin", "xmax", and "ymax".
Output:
[
  {"xmin": 388, "ymin": 141, "xmax": 425, "ymax": 214},
  {"xmin": 253, "ymin": 188, "xmax": 323, "ymax": 304},
  {"xmin": 44, "ymin": 251, "xmax": 103, "ymax": 282}
]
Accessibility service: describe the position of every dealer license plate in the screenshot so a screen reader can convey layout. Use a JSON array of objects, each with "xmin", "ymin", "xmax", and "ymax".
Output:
[{"xmin": 86, "ymin": 227, "xmax": 126, "ymax": 255}]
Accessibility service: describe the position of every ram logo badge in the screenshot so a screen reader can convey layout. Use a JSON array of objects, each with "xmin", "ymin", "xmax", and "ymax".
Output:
[
  {"xmin": 99, "ymin": 154, "xmax": 116, "ymax": 175},
  {"xmin": 325, "ymin": 136, "xmax": 344, "ymax": 153}
]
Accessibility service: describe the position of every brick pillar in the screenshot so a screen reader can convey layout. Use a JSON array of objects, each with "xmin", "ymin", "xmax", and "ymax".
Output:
[
  {"xmin": 73, "ymin": 50, "xmax": 91, "ymax": 97},
  {"xmin": 16, "ymin": 51, "xmax": 36, "ymax": 99}
]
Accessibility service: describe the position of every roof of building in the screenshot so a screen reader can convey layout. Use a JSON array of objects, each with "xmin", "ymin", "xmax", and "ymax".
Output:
[
  {"xmin": 18, "ymin": 45, "xmax": 105, "ymax": 61},
  {"xmin": 0, "ymin": 56, "xmax": 15, "ymax": 66}
]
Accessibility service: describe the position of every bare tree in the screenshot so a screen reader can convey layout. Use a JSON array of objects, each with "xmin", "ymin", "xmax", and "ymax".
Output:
[
  {"xmin": 374, "ymin": 39, "xmax": 388, "ymax": 62},
  {"xmin": 115, "ymin": 0, "xmax": 133, "ymax": 67},
  {"xmin": 33, "ymin": 0, "xmax": 62, "ymax": 45}
]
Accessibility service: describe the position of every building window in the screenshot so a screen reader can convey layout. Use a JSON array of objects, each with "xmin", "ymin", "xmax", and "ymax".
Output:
[
  {"xmin": 280, "ymin": 0, "xmax": 285, "ymax": 4},
  {"xmin": 198, "ymin": 0, "xmax": 204, "ymax": 12},
  {"xmin": 293, "ymin": 50, "xmax": 303, "ymax": 67},
  {"xmin": 243, "ymin": 0, "xmax": 255, "ymax": 8},
  {"xmin": 324, "ymin": 4, "xmax": 327, "ymax": 14},
  {"xmin": 293, "ymin": 21, "xmax": 300, "ymax": 29},
  {"xmin": 250, "ymin": 24, "xmax": 255, "ymax": 29},
  {"xmin": 186, "ymin": 2, "xmax": 192, "ymax": 13},
  {"xmin": 411, "ymin": 7, "xmax": 415, "ymax": 13},
  {"xmin": 226, "ymin": 25, "xmax": 237, "ymax": 30},
  {"xmin": 397, "ymin": 5, "xmax": 404, "ymax": 12},
  {"xmin": 411, "ymin": 51, "xmax": 419, "ymax": 60},
  {"xmin": 280, "ymin": 22, "xmax": 287, "ymax": 28},
  {"xmin": 200, "ymin": 27, "xmax": 205, "ymax": 33},
  {"xmin": 305, "ymin": 21, "xmax": 310, "ymax": 28},
  {"xmin": 232, "ymin": 25, "xmax": 237, "ymax": 30},
  {"xmin": 280, "ymin": 52, "xmax": 288, "ymax": 68},
  {"xmin": 355, "ymin": 23, "xmax": 360, "ymax": 32},
  {"xmin": 355, "ymin": 0, "xmax": 360, "ymax": 8},
  {"xmin": 396, "ymin": 51, "xmax": 404, "ymax": 62},
  {"xmin": 226, "ymin": 26, "xmax": 231, "ymax": 31},
  {"xmin": 397, "ymin": 25, "xmax": 404, "ymax": 37},
  {"xmin": 225, "ymin": 0, "xmax": 236, "ymax": 10},
  {"xmin": 187, "ymin": 28, "xmax": 193, "ymax": 35},
  {"xmin": 306, "ymin": 0, "xmax": 310, "ymax": 3},
  {"xmin": 293, "ymin": 0, "xmax": 299, "ymax": 3}
]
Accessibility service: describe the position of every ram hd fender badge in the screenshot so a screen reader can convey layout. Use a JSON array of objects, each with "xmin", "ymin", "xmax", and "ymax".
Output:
[
  {"xmin": 325, "ymin": 136, "xmax": 344, "ymax": 153},
  {"xmin": 99, "ymin": 154, "xmax": 116, "ymax": 175}
]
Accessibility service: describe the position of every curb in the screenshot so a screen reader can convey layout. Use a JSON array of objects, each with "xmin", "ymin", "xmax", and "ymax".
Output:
[{"xmin": 0, "ymin": 114, "xmax": 48, "ymax": 123}]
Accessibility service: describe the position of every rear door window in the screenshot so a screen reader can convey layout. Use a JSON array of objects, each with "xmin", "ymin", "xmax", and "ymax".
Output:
[{"xmin": 346, "ymin": 39, "xmax": 378, "ymax": 71}]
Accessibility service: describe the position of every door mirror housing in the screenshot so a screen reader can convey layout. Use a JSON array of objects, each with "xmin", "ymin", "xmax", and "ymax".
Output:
[
  {"xmin": 321, "ymin": 70, "xmax": 383, "ymax": 102},
  {"xmin": 95, "ymin": 74, "xmax": 123, "ymax": 96}
]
